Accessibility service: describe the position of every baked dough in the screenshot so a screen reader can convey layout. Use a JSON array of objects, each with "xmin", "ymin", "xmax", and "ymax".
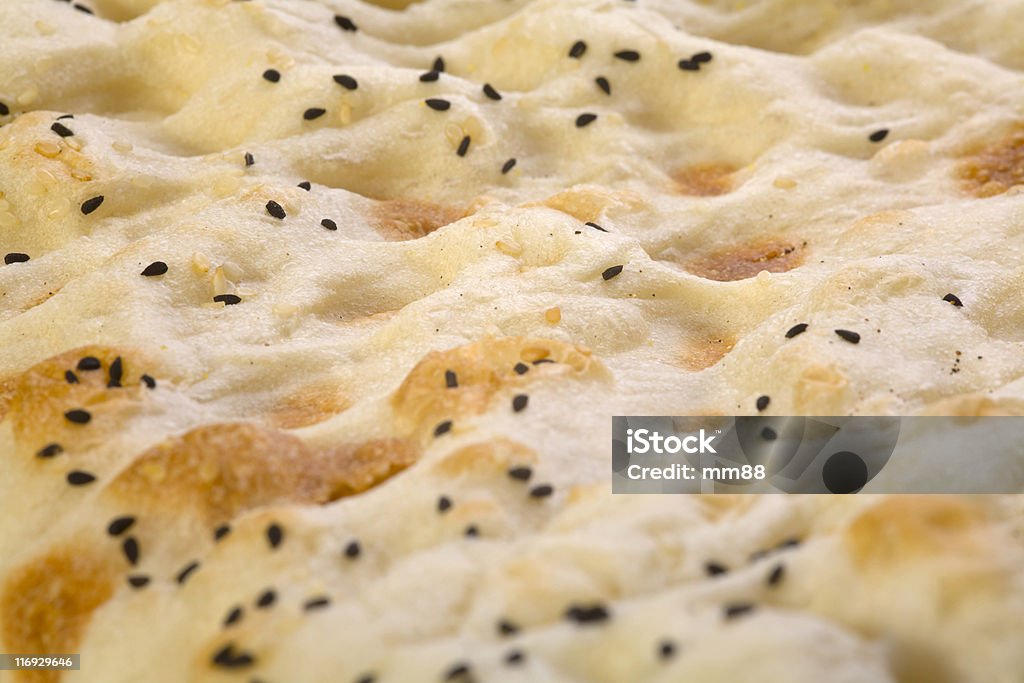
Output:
[{"xmin": 1, "ymin": 0, "xmax": 1024, "ymax": 681}]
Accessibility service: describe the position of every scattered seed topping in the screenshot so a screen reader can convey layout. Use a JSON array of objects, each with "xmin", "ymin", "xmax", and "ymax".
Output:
[
  {"xmin": 434, "ymin": 420, "xmax": 453, "ymax": 437},
  {"xmin": 256, "ymin": 588, "xmax": 276, "ymax": 608},
  {"xmin": 176, "ymin": 561, "xmax": 200, "ymax": 585},
  {"xmin": 224, "ymin": 606, "xmax": 244, "ymax": 626},
  {"xmin": 67, "ymin": 471, "xmax": 96, "ymax": 486},
  {"xmin": 57, "ymin": 114, "xmax": 74, "ymax": 120},
  {"xmin": 658, "ymin": 639, "xmax": 677, "ymax": 660},
  {"xmin": 298, "ymin": 181, "xmax": 312, "ymax": 191},
  {"xmin": 344, "ymin": 540, "xmax": 361, "ymax": 558},
  {"xmin": 444, "ymin": 663, "xmax": 471, "ymax": 681},
  {"xmin": 78, "ymin": 356, "xmax": 101, "ymax": 371},
  {"xmin": 595, "ymin": 76, "xmax": 611, "ymax": 95},
  {"xmin": 692, "ymin": 51, "xmax": 713, "ymax": 63},
  {"xmin": 482, "ymin": 83, "xmax": 502, "ymax": 101},
  {"xmin": 335, "ymin": 15, "xmax": 358, "ymax": 31},
  {"xmin": 265, "ymin": 199, "xmax": 286, "ymax": 219},
  {"xmin": 0, "ymin": 102, "xmax": 8, "ymax": 116},
  {"xmin": 513, "ymin": 362, "xmax": 529, "ymax": 375},
  {"xmin": 437, "ymin": 495, "xmax": 453, "ymax": 513},
  {"xmin": 108, "ymin": 356, "xmax": 123, "ymax": 388},
  {"xmin": 755, "ymin": 395, "xmax": 770, "ymax": 412},
  {"xmin": 141, "ymin": 374, "xmax": 157, "ymax": 389},
  {"xmin": 37, "ymin": 443, "xmax": 64, "ymax": 458},
  {"xmin": 262, "ymin": 69, "xmax": 280, "ymax": 83},
  {"xmin": 614, "ymin": 50, "xmax": 640, "ymax": 62},
  {"xmin": 497, "ymin": 619, "xmax": 520, "ymax": 636},
  {"xmin": 678, "ymin": 59, "xmax": 699, "ymax": 71},
  {"xmin": 444, "ymin": 369, "xmax": 458, "ymax": 388},
  {"xmin": 785, "ymin": 323, "xmax": 808, "ymax": 339},
  {"xmin": 602, "ymin": 265, "xmax": 624, "ymax": 280},
  {"xmin": 724, "ymin": 603, "xmax": 756, "ymax": 620},
  {"xmin": 766, "ymin": 563, "xmax": 786, "ymax": 586},
  {"xmin": 501, "ymin": 158, "xmax": 517, "ymax": 174},
  {"xmin": 4, "ymin": 252, "xmax": 29, "ymax": 265},
  {"xmin": 304, "ymin": 107, "xmax": 326, "ymax": 120},
  {"xmin": 65, "ymin": 370, "xmax": 79, "ymax": 384},
  {"xmin": 433, "ymin": 56, "xmax": 446, "ymax": 72},
  {"xmin": 304, "ymin": 596, "xmax": 331, "ymax": 611},
  {"xmin": 333, "ymin": 74, "xmax": 358, "ymax": 90},
  {"xmin": 64, "ymin": 409, "xmax": 91, "ymax": 424},
  {"xmin": 532, "ymin": 358, "xmax": 556, "ymax": 365},
  {"xmin": 419, "ymin": 70, "xmax": 440, "ymax": 82},
  {"xmin": 266, "ymin": 523, "xmax": 284, "ymax": 549},
  {"xmin": 505, "ymin": 650, "xmax": 525, "ymax": 666},
  {"xmin": 457, "ymin": 135, "xmax": 471, "ymax": 157},
  {"xmin": 943, "ymin": 293, "xmax": 963, "ymax": 307},
  {"xmin": 212, "ymin": 643, "xmax": 255, "ymax": 669},
  {"xmin": 425, "ymin": 98, "xmax": 451, "ymax": 111},
  {"xmin": 508, "ymin": 466, "xmax": 532, "ymax": 481},
  {"xmin": 214, "ymin": 524, "xmax": 231, "ymax": 541},
  {"xmin": 705, "ymin": 561, "xmax": 728, "ymax": 577},
  {"xmin": 141, "ymin": 261, "xmax": 168, "ymax": 277},
  {"xmin": 585, "ymin": 221, "xmax": 608, "ymax": 232},
  {"xmin": 355, "ymin": 673, "xmax": 377, "ymax": 683},
  {"xmin": 529, "ymin": 484, "xmax": 553, "ymax": 498},
  {"xmin": 108, "ymin": 516, "xmax": 136, "ymax": 536},
  {"xmin": 81, "ymin": 195, "xmax": 104, "ymax": 215},
  {"xmin": 869, "ymin": 129, "xmax": 889, "ymax": 143},
  {"xmin": 50, "ymin": 121, "xmax": 74, "ymax": 137},
  {"xmin": 569, "ymin": 40, "xmax": 587, "ymax": 58},
  {"xmin": 834, "ymin": 329, "xmax": 861, "ymax": 344},
  {"xmin": 127, "ymin": 575, "xmax": 150, "ymax": 588},
  {"xmin": 576, "ymin": 113, "xmax": 597, "ymax": 128},
  {"xmin": 321, "ymin": 218, "xmax": 338, "ymax": 231},
  {"xmin": 122, "ymin": 537, "xmax": 140, "ymax": 565},
  {"xmin": 244, "ymin": 152, "xmax": 254, "ymax": 166},
  {"xmin": 464, "ymin": 525, "xmax": 479, "ymax": 538},
  {"xmin": 512, "ymin": 394, "xmax": 529, "ymax": 412},
  {"xmin": 213, "ymin": 294, "xmax": 241, "ymax": 305},
  {"xmin": 761, "ymin": 426, "xmax": 777, "ymax": 441},
  {"xmin": 565, "ymin": 603, "xmax": 611, "ymax": 624}
]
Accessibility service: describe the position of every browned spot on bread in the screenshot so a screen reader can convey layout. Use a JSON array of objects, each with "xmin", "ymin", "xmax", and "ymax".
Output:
[
  {"xmin": 917, "ymin": 394, "xmax": 1024, "ymax": 416},
  {"xmin": 392, "ymin": 337, "xmax": 608, "ymax": 441},
  {"xmin": 671, "ymin": 163, "xmax": 738, "ymax": 197},
  {"xmin": 684, "ymin": 239, "xmax": 803, "ymax": 281},
  {"xmin": 266, "ymin": 383, "xmax": 351, "ymax": 429},
  {"xmin": 1, "ymin": 545, "xmax": 117, "ymax": 683},
  {"xmin": 434, "ymin": 437, "xmax": 538, "ymax": 477},
  {"xmin": 527, "ymin": 185, "xmax": 644, "ymax": 223},
  {"xmin": 0, "ymin": 374, "xmax": 17, "ymax": 423},
  {"xmin": 371, "ymin": 198, "xmax": 467, "ymax": 240},
  {"xmin": 321, "ymin": 438, "xmax": 420, "ymax": 499},
  {"xmin": 958, "ymin": 129, "xmax": 1024, "ymax": 198},
  {"xmin": 695, "ymin": 495, "xmax": 757, "ymax": 520},
  {"xmin": 676, "ymin": 334, "xmax": 736, "ymax": 370}
]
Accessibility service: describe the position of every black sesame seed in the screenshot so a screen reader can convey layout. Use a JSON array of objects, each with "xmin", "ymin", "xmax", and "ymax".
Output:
[
  {"xmin": 532, "ymin": 358, "xmax": 556, "ymax": 365},
  {"xmin": 508, "ymin": 466, "xmax": 532, "ymax": 481},
  {"xmin": 213, "ymin": 294, "xmax": 241, "ymax": 305},
  {"xmin": 777, "ymin": 537, "xmax": 802, "ymax": 550},
  {"xmin": 65, "ymin": 370, "xmax": 79, "ymax": 384},
  {"xmin": 224, "ymin": 606, "xmax": 244, "ymax": 626},
  {"xmin": 262, "ymin": 69, "xmax": 281, "ymax": 83},
  {"xmin": 266, "ymin": 523, "xmax": 284, "ymax": 549},
  {"xmin": 127, "ymin": 575, "xmax": 150, "ymax": 588},
  {"xmin": 658, "ymin": 639, "xmax": 677, "ymax": 660},
  {"xmin": 565, "ymin": 603, "xmax": 610, "ymax": 624},
  {"xmin": 691, "ymin": 51, "xmax": 713, "ymax": 63},
  {"xmin": 265, "ymin": 199, "xmax": 286, "ymax": 219},
  {"xmin": 512, "ymin": 394, "xmax": 529, "ymax": 412},
  {"xmin": 67, "ymin": 470, "xmax": 96, "ymax": 486},
  {"xmin": 297, "ymin": 181, "xmax": 312, "ymax": 191},
  {"xmin": 482, "ymin": 83, "xmax": 502, "ymax": 101},
  {"xmin": 80, "ymin": 195, "xmax": 104, "ymax": 215},
  {"xmin": 335, "ymin": 15, "xmax": 358, "ymax": 31},
  {"xmin": 212, "ymin": 644, "xmax": 255, "ymax": 669},
  {"xmin": 513, "ymin": 362, "xmax": 529, "ymax": 375},
  {"xmin": 595, "ymin": 76, "xmax": 611, "ymax": 95},
  {"xmin": 64, "ymin": 409, "xmax": 91, "ymax": 424},
  {"xmin": 355, "ymin": 673, "xmax": 377, "ymax": 683},
  {"xmin": 602, "ymin": 265, "xmax": 623, "ymax": 280},
  {"xmin": 569, "ymin": 40, "xmax": 587, "ymax": 58},
  {"xmin": 256, "ymin": 588, "xmax": 276, "ymax": 608},
  {"xmin": 445, "ymin": 369, "xmax": 458, "ymax": 388},
  {"xmin": 433, "ymin": 56, "xmax": 446, "ymax": 72},
  {"xmin": 464, "ymin": 525, "xmax": 479, "ymax": 538},
  {"xmin": 457, "ymin": 135, "xmax": 471, "ymax": 157},
  {"xmin": 333, "ymin": 74, "xmax": 358, "ymax": 90},
  {"xmin": 678, "ymin": 59, "xmax": 699, "ymax": 71},
  {"xmin": 529, "ymin": 483, "xmax": 553, "ymax": 498},
  {"xmin": 420, "ymin": 70, "xmax": 440, "ymax": 82},
  {"xmin": 444, "ymin": 663, "xmax": 471, "ymax": 681},
  {"xmin": 497, "ymin": 619, "xmax": 520, "ymax": 636},
  {"xmin": 576, "ymin": 113, "xmax": 597, "ymax": 128},
  {"xmin": 141, "ymin": 261, "xmax": 168, "ymax": 277},
  {"xmin": 724, "ymin": 603, "xmax": 756, "ymax": 620},
  {"xmin": 943, "ymin": 293, "xmax": 963, "ymax": 307},
  {"xmin": 585, "ymin": 221, "xmax": 608, "ymax": 232},
  {"xmin": 74, "ymin": 4, "xmax": 94, "ymax": 15},
  {"xmin": 176, "ymin": 561, "xmax": 200, "ymax": 585},
  {"xmin": 425, "ymin": 98, "xmax": 451, "ymax": 111},
  {"xmin": 761, "ymin": 426, "xmax": 777, "ymax": 441},
  {"xmin": 141, "ymin": 374, "xmax": 156, "ymax": 389},
  {"xmin": 704, "ymin": 561, "xmax": 728, "ymax": 577},
  {"xmin": 437, "ymin": 495, "xmax": 453, "ymax": 513},
  {"xmin": 50, "ymin": 121, "xmax": 74, "ymax": 137},
  {"xmin": 504, "ymin": 650, "xmax": 525, "ymax": 666},
  {"xmin": 766, "ymin": 563, "xmax": 785, "ymax": 586},
  {"xmin": 834, "ymin": 329, "xmax": 861, "ymax": 344},
  {"xmin": 78, "ymin": 356, "xmax": 101, "ymax": 371},
  {"xmin": 122, "ymin": 537, "xmax": 140, "ymax": 565},
  {"xmin": 321, "ymin": 218, "xmax": 338, "ymax": 231},
  {"xmin": 37, "ymin": 443, "xmax": 64, "ymax": 458},
  {"xmin": 0, "ymin": 102, "xmax": 8, "ymax": 116},
  {"xmin": 614, "ymin": 50, "xmax": 640, "ymax": 62},
  {"xmin": 214, "ymin": 524, "xmax": 231, "ymax": 541},
  {"xmin": 344, "ymin": 540, "xmax": 361, "ymax": 558},
  {"xmin": 304, "ymin": 596, "xmax": 331, "ymax": 611},
  {"xmin": 501, "ymin": 158, "xmax": 517, "ymax": 174},
  {"xmin": 3, "ymin": 252, "xmax": 29, "ymax": 265},
  {"xmin": 785, "ymin": 322, "xmax": 808, "ymax": 339},
  {"xmin": 869, "ymin": 129, "xmax": 889, "ymax": 143},
  {"xmin": 108, "ymin": 356, "xmax": 123, "ymax": 388},
  {"xmin": 107, "ymin": 515, "xmax": 136, "ymax": 536},
  {"xmin": 755, "ymin": 395, "xmax": 770, "ymax": 412},
  {"xmin": 244, "ymin": 152, "xmax": 254, "ymax": 166},
  {"xmin": 434, "ymin": 420, "xmax": 453, "ymax": 437},
  {"xmin": 303, "ymin": 108, "xmax": 326, "ymax": 120}
]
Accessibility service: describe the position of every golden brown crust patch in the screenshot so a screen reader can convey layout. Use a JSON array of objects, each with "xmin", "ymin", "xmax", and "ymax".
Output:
[
  {"xmin": 671, "ymin": 163, "xmax": 738, "ymax": 197},
  {"xmin": 321, "ymin": 438, "xmax": 420, "ymax": 499},
  {"xmin": 528, "ymin": 185, "xmax": 644, "ymax": 223},
  {"xmin": 958, "ymin": 129, "xmax": 1024, "ymax": 198},
  {"xmin": 917, "ymin": 394, "xmax": 1024, "ymax": 416},
  {"xmin": 434, "ymin": 437, "xmax": 538, "ymax": 478},
  {"xmin": 371, "ymin": 198, "xmax": 467, "ymax": 240},
  {"xmin": 266, "ymin": 383, "xmax": 351, "ymax": 429},
  {"xmin": 684, "ymin": 239, "xmax": 804, "ymax": 282},
  {"xmin": 676, "ymin": 334, "xmax": 737, "ymax": 370},
  {"xmin": 1, "ymin": 545, "xmax": 117, "ymax": 683}
]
